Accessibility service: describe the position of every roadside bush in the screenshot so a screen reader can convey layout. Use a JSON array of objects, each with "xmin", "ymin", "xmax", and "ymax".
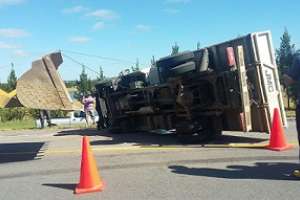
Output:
[
  {"xmin": 0, "ymin": 108, "xmax": 68, "ymax": 122},
  {"xmin": 0, "ymin": 108, "xmax": 29, "ymax": 122}
]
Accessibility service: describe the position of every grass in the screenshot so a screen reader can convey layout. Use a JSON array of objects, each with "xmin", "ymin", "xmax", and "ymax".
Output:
[
  {"xmin": 0, "ymin": 119, "xmax": 96, "ymax": 131},
  {"xmin": 0, "ymin": 119, "xmax": 36, "ymax": 130},
  {"xmin": 285, "ymin": 109, "xmax": 296, "ymax": 118}
]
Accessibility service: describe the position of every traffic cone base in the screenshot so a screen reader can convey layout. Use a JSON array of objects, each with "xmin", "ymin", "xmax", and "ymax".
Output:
[
  {"xmin": 267, "ymin": 143, "xmax": 293, "ymax": 151},
  {"xmin": 75, "ymin": 182, "xmax": 104, "ymax": 194},
  {"xmin": 267, "ymin": 108, "xmax": 292, "ymax": 151}
]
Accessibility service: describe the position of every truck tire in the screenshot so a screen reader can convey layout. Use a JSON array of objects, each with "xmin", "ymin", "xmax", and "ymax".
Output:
[
  {"xmin": 176, "ymin": 116, "xmax": 222, "ymax": 144},
  {"xmin": 171, "ymin": 61, "xmax": 196, "ymax": 76},
  {"xmin": 156, "ymin": 51, "xmax": 195, "ymax": 69},
  {"xmin": 175, "ymin": 120, "xmax": 208, "ymax": 144},
  {"xmin": 109, "ymin": 118, "xmax": 131, "ymax": 134}
]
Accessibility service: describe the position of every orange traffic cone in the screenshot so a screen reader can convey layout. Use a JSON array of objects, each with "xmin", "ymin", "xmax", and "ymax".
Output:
[
  {"xmin": 75, "ymin": 136, "xmax": 104, "ymax": 194},
  {"xmin": 267, "ymin": 108, "xmax": 293, "ymax": 151}
]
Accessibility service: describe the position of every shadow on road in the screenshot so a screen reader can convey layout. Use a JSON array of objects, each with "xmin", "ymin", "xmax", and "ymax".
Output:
[
  {"xmin": 91, "ymin": 130, "xmax": 179, "ymax": 146},
  {"xmin": 0, "ymin": 142, "xmax": 44, "ymax": 164},
  {"xmin": 55, "ymin": 129, "xmax": 179, "ymax": 146},
  {"xmin": 55, "ymin": 128, "xmax": 98, "ymax": 136},
  {"xmin": 169, "ymin": 162, "xmax": 300, "ymax": 181},
  {"xmin": 54, "ymin": 129, "xmax": 268, "ymax": 146},
  {"xmin": 42, "ymin": 183, "xmax": 76, "ymax": 191},
  {"xmin": 209, "ymin": 135, "xmax": 267, "ymax": 144}
]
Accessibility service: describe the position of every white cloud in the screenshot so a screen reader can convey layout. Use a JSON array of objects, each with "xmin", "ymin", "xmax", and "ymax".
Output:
[
  {"xmin": 0, "ymin": 0, "xmax": 24, "ymax": 6},
  {"xmin": 13, "ymin": 49, "xmax": 28, "ymax": 57},
  {"xmin": 0, "ymin": 41, "xmax": 19, "ymax": 49},
  {"xmin": 135, "ymin": 24, "xmax": 151, "ymax": 32},
  {"xmin": 86, "ymin": 9, "xmax": 118, "ymax": 20},
  {"xmin": 165, "ymin": 0, "xmax": 190, "ymax": 4},
  {"xmin": 0, "ymin": 28, "xmax": 29, "ymax": 38},
  {"xmin": 69, "ymin": 36, "xmax": 91, "ymax": 44},
  {"xmin": 163, "ymin": 8, "xmax": 180, "ymax": 14},
  {"xmin": 93, "ymin": 21, "xmax": 105, "ymax": 30},
  {"xmin": 62, "ymin": 5, "xmax": 87, "ymax": 14}
]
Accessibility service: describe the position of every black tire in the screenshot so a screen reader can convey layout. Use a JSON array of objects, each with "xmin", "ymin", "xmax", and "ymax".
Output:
[
  {"xmin": 176, "ymin": 116, "xmax": 223, "ymax": 144},
  {"xmin": 193, "ymin": 48, "xmax": 209, "ymax": 72},
  {"xmin": 109, "ymin": 118, "xmax": 130, "ymax": 134},
  {"xmin": 156, "ymin": 51, "xmax": 195, "ymax": 69},
  {"xmin": 171, "ymin": 61, "xmax": 196, "ymax": 76},
  {"xmin": 175, "ymin": 120, "xmax": 209, "ymax": 144},
  {"xmin": 177, "ymin": 130, "xmax": 212, "ymax": 144},
  {"xmin": 156, "ymin": 51, "xmax": 195, "ymax": 82}
]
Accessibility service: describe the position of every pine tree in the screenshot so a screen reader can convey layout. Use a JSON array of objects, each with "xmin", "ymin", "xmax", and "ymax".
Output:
[
  {"xmin": 276, "ymin": 28, "xmax": 296, "ymax": 108},
  {"xmin": 197, "ymin": 42, "xmax": 201, "ymax": 50},
  {"xmin": 77, "ymin": 66, "xmax": 90, "ymax": 97},
  {"xmin": 131, "ymin": 58, "xmax": 140, "ymax": 72},
  {"xmin": 97, "ymin": 66, "xmax": 105, "ymax": 81},
  {"xmin": 135, "ymin": 58, "xmax": 140, "ymax": 71},
  {"xmin": 7, "ymin": 63, "xmax": 17, "ymax": 92},
  {"xmin": 276, "ymin": 28, "xmax": 295, "ymax": 71},
  {"xmin": 171, "ymin": 42, "xmax": 179, "ymax": 55},
  {"xmin": 151, "ymin": 56, "xmax": 156, "ymax": 67}
]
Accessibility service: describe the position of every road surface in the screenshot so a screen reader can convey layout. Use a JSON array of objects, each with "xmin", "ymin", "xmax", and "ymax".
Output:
[{"xmin": 0, "ymin": 120, "xmax": 299, "ymax": 200}]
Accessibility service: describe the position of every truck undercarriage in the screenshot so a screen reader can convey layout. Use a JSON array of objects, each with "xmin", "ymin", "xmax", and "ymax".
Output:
[{"xmin": 95, "ymin": 31, "xmax": 287, "ymax": 143}]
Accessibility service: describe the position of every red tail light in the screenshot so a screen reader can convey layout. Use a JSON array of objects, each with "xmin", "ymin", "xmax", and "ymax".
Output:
[{"xmin": 226, "ymin": 47, "xmax": 236, "ymax": 67}]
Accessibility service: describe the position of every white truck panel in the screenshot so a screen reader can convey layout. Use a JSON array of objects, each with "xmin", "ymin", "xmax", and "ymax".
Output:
[{"xmin": 251, "ymin": 31, "xmax": 287, "ymax": 128}]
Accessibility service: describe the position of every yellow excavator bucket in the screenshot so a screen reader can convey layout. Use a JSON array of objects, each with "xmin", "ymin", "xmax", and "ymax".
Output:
[
  {"xmin": 0, "ymin": 89, "xmax": 22, "ymax": 108},
  {"xmin": 16, "ymin": 52, "xmax": 74, "ymax": 110}
]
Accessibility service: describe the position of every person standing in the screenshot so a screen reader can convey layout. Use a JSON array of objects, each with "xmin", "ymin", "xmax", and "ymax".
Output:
[
  {"xmin": 39, "ymin": 110, "xmax": 55, "ymax": 128},
  {"xmin": 283, "ymin": 52, "xmax": 300, "ymax": 177},
  {"xmin": 82, "ymin": 92, "xmax": 96, "ymax": 126}
]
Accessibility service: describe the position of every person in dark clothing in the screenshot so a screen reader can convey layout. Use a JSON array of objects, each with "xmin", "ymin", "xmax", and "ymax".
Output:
[
  {"xmin": 39, "ymin": 110, "xmax": 55, "ymax": 128},
  {"xmin": 95, "ymin": 92, "xmax": 105, "ymax": 130},
  {"xmin": 283, "ymin": 52, "xmax": 300, "ymax": 177}
]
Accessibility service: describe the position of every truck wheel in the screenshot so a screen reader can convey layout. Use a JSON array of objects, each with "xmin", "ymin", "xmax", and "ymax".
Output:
[
  {"xmin": 209, "ymin": 116, "xmax": 223, "ymax": 139},
  {"xmin": 170, "ymin": 61, "xmax": 196, "ymax": 76},
  {"xmin": 176, "ymin": 117, "xmax": 222, "ymax": 144},
  {"xmin": 156, "ymin": 51, "xmax": 194, "ymax": 69},
  {"xmin": 175, "ymin": 120, "xmax": 210, "ymax": 144},
  {"xmin": 109, "ymin": 119, "xmax": 130, "ymax": 134},
  {"xmin": 177, "ymin": 131, "xmax": 211, "ymax": 144}
]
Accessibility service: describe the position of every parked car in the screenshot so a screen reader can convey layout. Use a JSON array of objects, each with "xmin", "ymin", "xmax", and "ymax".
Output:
[{"xmin": 35, "ymin": 110, "xmax": 99, "ymax": 128}]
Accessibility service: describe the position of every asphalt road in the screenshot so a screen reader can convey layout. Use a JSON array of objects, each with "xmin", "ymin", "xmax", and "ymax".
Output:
[{"xmin": 0, "ymin": 120, "xmax": 299, "ymax": 200}]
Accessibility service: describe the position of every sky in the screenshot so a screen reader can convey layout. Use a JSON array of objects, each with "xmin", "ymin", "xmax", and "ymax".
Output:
[{"xmin": 0, "ymin": 0, "xmax": 300, "ymax": 82}]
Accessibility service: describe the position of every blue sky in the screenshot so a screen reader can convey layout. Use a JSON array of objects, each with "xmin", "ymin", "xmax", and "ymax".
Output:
[{"xmin": 0, "ymin": 0, "xmax": 299, "ymax": 82}]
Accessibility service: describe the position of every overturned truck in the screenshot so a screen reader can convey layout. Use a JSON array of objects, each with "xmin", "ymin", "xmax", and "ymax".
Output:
[{"xmin": 95, "ymin": 31, "xmax": 287, "ymax": 142}]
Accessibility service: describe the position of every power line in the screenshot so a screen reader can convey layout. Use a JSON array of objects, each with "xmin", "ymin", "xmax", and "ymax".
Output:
[
  {"xmin": 62, "ymin": 53, "xmax": 100, "ymax": 76},
  {"xmin": 0, "ymin": 65, "xmax": 10, "ymax": 70},
  {"xmin": 61, "ymin": 49, "xmax": 136, "ymax": 64}
]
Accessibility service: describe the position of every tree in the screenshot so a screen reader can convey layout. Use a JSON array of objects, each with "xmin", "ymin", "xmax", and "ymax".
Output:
[
  {"xmin": 131, "ymin": 58, "xmax": 140, "ymax": 72},
  {"xmin": 276, "ymin": 28, "xmax": 296, "ymax": 109},
  {"xmin": 77, "ymin": 66, "xmax": 91, "ymax": 97},
  {"xmin": 197, "ymin": 42, "xmax": 201, "ymax": 50},
  {"xmin": 171, "ymin": 42, "xmax": 179, "ymax": 55},
  {"xmin": 135, "ymin": 58, "xmax": 140, "ymax": 71},
  {"xmin": 64, "ymin": 80, "xmax": 77, "ymax": 88},
  {"xmin": 7, "ymin": 63, "xmax": 17, "ymax": 92},
  {"xmin": 97, "ymin": 66, "xmax": 105, "ymax": 81},
  {"xmin": 151, "ymin": 55, "xmax": 156, "ymax": 67},
  {"xmin": 276, "ymin": 28, "xmax": 295, "ymax": 75}
]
